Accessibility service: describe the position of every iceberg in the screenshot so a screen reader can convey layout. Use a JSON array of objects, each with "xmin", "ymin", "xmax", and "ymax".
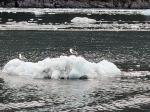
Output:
[
  {"xmin": 71, "ymin": 17, "xmax": 96, "ymax": 24},
  {"xmin": 2, "ymin": 55, "xmax": 121, "ymax": 79}
]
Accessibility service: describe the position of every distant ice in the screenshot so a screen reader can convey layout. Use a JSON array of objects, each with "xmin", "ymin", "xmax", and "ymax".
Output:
[
  {"xmin": 2, "ymin": 55, "xmax": 121, "ymax": 79},
  {"xmin": 0, "ymin": 8, "xmax": 144, "ymax": 15},
  {"xmin": 71, "ymin": 17, "xmax": 96, "ymax": 24},
  {"xmin": 141, "ymin": 9, "xmax": 150, "ymax": 16},
  {"xmin": 0, "ymin": 21, "xmax": 150, "ymax": 31},
  {"xmin": 0, "ymin": 8, "xmax": 149, "ymax": 31}
]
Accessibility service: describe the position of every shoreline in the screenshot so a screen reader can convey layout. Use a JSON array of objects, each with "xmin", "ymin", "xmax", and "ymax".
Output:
[{"xmin": 1, "ymin": 0, "xmax": 150, "ymax": 9}]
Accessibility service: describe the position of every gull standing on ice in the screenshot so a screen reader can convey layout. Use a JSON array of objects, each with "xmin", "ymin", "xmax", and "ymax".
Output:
[
  {"xmin": 19, "ymin": 53, "xmax": 27, "ymax": 61},
  {"xmin": 69, "ymin": 48, "xmax": 78, "ymax": 55}
]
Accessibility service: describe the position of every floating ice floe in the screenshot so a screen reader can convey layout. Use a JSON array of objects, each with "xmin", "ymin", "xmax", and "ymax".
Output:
[
  {"xmin": 71, "ymin": 17, "xmax": 96, "ymax": 24},
  {"xmin": 141, "ymin": 9, "xmax": 150, "ymax": 16},
  {"xmin": 0, "ymin": 8, "xmax": 143, "ymax": 15},
  {"xmin": 2, "ymin": 55, "xmax": 121, "ymax": 79}
]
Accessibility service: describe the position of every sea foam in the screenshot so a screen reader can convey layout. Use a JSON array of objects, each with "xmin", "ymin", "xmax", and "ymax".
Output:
[{"xmin": 2, "ymin": 55, "xmax": 121, "ymax": 79}]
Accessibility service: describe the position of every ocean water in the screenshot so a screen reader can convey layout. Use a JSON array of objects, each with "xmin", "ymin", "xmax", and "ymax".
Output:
[
  {"xmin": 0, "ymin": 31, "xmax": 150, "ymax": 111},
  {"xmin": 0, "ymin": 8, "xmax": 150, "ymax": 31},
  {"xmin": 0, "ymin": 9, "xmax": 150, "ymax": 111},
  {"xmin": 0, "ymin": 31, "xmax": 150, "ymax": 71}
]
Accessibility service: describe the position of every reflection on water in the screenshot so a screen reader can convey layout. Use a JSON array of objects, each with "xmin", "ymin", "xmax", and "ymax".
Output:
[{"xmin": 0, "ymin": 72, "xmax": 150, "ymax": 111}]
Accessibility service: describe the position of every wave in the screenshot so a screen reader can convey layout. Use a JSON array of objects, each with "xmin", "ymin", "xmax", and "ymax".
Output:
[{"xmin": 2, "ymin": 55, "xmax": 121, "ymax": 79}]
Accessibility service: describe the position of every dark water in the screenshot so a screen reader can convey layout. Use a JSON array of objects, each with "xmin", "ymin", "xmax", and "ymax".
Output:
[
  {"xmin": 0, "ymin": 31, "xmax": 150, "ymax": 71},
  {"xmin": 0, "ymin": 12, "xmax": 147, "ymax": 24},
  {"xmin": 1, "ymin": 10, "xmax": 150, "ymax": 30},
  {"xmin": 0, "ymin": 30, "xmax": 150, "ymax": 111}
]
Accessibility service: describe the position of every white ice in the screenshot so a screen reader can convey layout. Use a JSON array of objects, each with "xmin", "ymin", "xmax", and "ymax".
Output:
[
  {"xmin": 0, "ymin": 8, "xmax": 143, "ymax": 15},
  {"xmin": 71, "ymin": 17, "xmax": 96, "ymax": 24},
  {"xmin": 2, "ymin": 55, "xmax": 121, "ymax": 79},
  {"xmin": 141, "ymin": 9, "xmax": 150, "ymax": 16}
]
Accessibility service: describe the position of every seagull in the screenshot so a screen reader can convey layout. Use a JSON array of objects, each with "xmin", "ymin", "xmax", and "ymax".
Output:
[
  {"xmin": 69, "ymin": 48, "xmax": 78, "ymax": 55},
  {"xmin": 19, "ymin": 53, "xmax": 27, "ymax": 61}
]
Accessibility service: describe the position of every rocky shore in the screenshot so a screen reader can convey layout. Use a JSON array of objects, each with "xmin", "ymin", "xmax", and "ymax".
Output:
[{"xmin": 0, "ymin": 0, "xmax": 150, "ymax": 8}]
